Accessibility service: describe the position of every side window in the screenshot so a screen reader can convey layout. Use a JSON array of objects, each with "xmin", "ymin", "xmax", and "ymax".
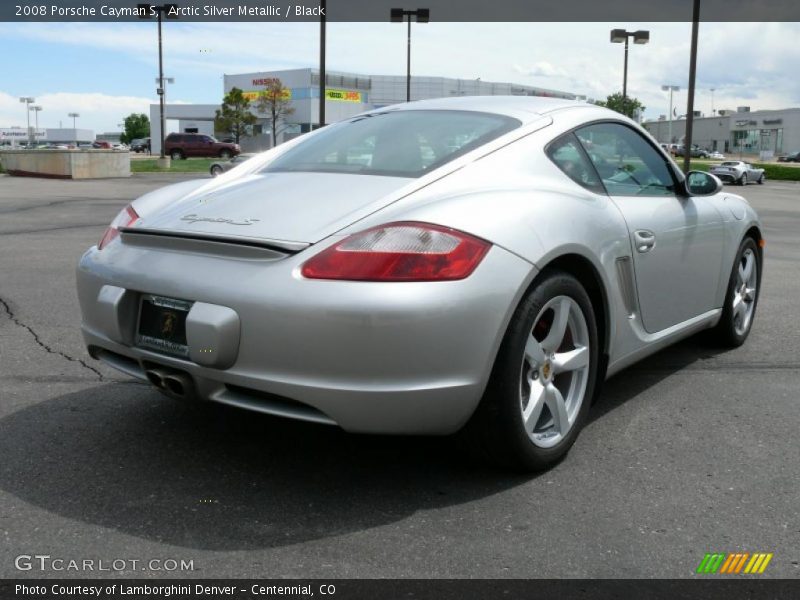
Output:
[
  {"xmin": 575, "ymin": 123, "xmax": 676, "ymax": 197},
  {"xmin": 546, "ymin": 133, "xmax": 604, "ymax": 193}
]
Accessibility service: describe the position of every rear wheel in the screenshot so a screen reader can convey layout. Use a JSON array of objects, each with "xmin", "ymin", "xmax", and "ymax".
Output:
[
  {"xmin": 465, "ymin": 271, "xmax": 598, "ymax": 471},
  {"xmin": 758, "ymin": 173, "xmax": 765, "ymax": 184},
  {"xmin": 711, "ymin": 237, "xmax": 760, "ymax": 347},
  {"xmin": 219, "ymin": 149, "xmax": 232, "ymax": 159},
  {"xmin": 739, "ymin": 172, "xmax": 748, "ymax": 186}
]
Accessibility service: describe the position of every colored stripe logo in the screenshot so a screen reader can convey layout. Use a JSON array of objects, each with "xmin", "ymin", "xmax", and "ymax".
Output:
[{"xmin": 696, "ymin": 552, "xmax": 773, "ymax": 574}]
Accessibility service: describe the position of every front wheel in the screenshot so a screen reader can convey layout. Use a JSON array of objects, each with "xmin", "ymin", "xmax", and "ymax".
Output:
[
  {"xmin": 710, "ymin": 237, "xmax": 761, "ymax": 347},
  {"xmin": 758, "ymin": 173, "xmax": 765, "ymax": 184},
  {"xmin": 210, "ymin": 165, "xmax": 223, "ymax": 177},
  {"xmin": 219, "ymin": 149, "xmax": 232, "ymax": 159},
  {"xmin": 170, "ymin": 149, "xmax": 183, "ymax": 161},
  {"xmin": 464, "ymin": 271, "xmax": 599, "ymax": 471}
]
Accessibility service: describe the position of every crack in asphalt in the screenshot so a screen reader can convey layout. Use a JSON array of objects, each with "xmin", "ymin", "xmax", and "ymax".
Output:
[{"xmin": 0, "ymin": 295, "xmax": 104, "ymax": 382}]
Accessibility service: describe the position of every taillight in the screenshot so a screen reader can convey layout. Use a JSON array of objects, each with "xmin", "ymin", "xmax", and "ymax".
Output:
[
  {"xmin": 301, "ymin": 222, "xmax": 491, "ymax": 282},
  {"xmin": 98, "ymin": 204, "xmax": 139, "ymax": 250}
]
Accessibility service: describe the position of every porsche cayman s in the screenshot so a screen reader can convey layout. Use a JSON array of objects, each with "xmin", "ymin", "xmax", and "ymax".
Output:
[{"xmin": 77, "ymin": 97, "xmax": 763, "ymax": 470}]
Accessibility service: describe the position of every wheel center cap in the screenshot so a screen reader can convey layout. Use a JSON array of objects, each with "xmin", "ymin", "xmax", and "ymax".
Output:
[{"xmin": 541, "ymin": 361, "xmax": 552, "ymax": 381}]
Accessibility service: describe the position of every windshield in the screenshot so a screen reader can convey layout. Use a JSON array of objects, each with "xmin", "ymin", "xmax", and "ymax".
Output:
[{"xmin": 260, "ymin": 110, "xmax": 520, "ymax": 178}]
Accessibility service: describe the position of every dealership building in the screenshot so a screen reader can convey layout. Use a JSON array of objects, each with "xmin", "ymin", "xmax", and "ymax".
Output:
[
  {"xmin": 643, "ymin": 107, "xmax": 800, "ymax": 159},
  {"xmin": 150, "ymin": 68, "xmax": 576, "ymax": 154},
  {"xmin": 0, "ymin": 127, "xmax": 95, "ymax": 146}
]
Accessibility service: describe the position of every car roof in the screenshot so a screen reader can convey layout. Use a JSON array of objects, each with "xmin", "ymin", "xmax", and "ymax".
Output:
[{"xmin": 375, "ymin": 95, "xmax": 584, "ymax": 123}]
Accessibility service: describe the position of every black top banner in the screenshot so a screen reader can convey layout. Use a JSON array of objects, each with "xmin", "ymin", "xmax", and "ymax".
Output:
[{"xmin": 3, "ymin": 0, "xmax": 800, "ymax": 22}]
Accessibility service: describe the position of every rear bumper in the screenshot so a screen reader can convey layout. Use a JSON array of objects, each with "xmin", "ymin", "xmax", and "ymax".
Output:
[
  {"xmin": 710, "ymin": 171, "xmax": 738, "ymax": 183},
  {"xmin": 77, "ymin": 240, "xmax": 534, "ymax": 434}
]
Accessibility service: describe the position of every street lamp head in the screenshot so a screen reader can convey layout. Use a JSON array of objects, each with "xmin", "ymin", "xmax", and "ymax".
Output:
[
  {"xmin": 610, "ymin": 28, "xmax": 627, "ymax": 43},
  {"xmin": 415, "ymin": 8, "xmax": 430, "ymax": 23},
  {"xmin": 661, "ymin": 84, "xmax": 680, "ymax": 92},
  {"xmin": 68, "ymin": 112, "xmax": 80, "ymax": 118},
  {"xmin": 19, "ymin": 97, "xmax": 35, "ymax": 103},
  {"xmin": 390, "ymin": 8, "xmax": 404, "ymax": 22},
  {"xmin": 30, "ymin": 105, "xmax": 42, "ymax": 111},
  {"xmin": 633, "ymin": 30, "xmax": 650, "ymax": 44}
]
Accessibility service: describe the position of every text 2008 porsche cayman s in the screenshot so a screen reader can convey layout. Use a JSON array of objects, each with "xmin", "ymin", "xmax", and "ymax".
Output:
[{"xmin": 77, "ymin": 97, "xmax": 762, "ymax": 470}]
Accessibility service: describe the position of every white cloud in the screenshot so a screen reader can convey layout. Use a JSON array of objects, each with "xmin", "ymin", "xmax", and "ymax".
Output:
[
  {"xmin": 2, "ymin": 21, "xmax": 799, "ymax": 128},
  {"xmin": 0, "ymin": 91, "xmax": 158, "ymax": 133}
]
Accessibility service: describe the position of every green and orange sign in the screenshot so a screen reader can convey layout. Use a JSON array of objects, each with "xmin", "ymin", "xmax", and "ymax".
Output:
[{"xmin": 696, "ymin": 552, "xmax": 773, "ymax": 574}]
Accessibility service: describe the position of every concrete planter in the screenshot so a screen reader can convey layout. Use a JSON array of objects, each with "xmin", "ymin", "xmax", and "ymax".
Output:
[{"xmin": 0, "ymin": 149, "xmax": 130, "ymax": 179}]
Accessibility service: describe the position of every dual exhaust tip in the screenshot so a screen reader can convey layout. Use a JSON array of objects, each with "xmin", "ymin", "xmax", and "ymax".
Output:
[{"xmin": 145, "ymin": 368, "xmax": 195, "ymax": 401}]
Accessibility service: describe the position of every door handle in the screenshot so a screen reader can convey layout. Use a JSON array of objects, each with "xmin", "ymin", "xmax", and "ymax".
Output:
[{"xmin": 633, "ymin": 229, "xmax": 656, "ymax": 253}]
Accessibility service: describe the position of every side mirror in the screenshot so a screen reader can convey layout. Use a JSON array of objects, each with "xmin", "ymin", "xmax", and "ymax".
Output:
[{"xmin": 685, "ymin": 170, "xmax": 722, "ymax": 196}]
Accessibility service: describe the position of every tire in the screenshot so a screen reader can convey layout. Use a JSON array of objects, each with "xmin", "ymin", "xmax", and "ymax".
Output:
[
  {"xmin": 219, "ymin": 149, "xmax": 232, "ymax": 159},
  {"xmin": 758, "ymin": 173, "xmax": 765, "ymax": 185},
  {"xmin": 710, "ymin": 237, "xmax": 761, "ymax": 347},
  {"xmin": 464, "ymin": 270, "xmax": 599, "ymax": 472},
  {"xmin": 170, "ymin": 149, "xmax": 184, "ymax": 161},
  {"xmin": 739, "ymin": 172, "xmax": 747, "ymax": 186},
  {"xmin": 210, "ymin": 165, "xmax": 223, "ymax": 177}
]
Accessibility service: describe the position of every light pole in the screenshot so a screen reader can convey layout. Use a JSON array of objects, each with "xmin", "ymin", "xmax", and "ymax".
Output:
[
  {"xmin": 661, "ymin": 85, "xmax": 679, "ymax": 143},
  {"xmin": 68, "ymin": 113, "xmax": 80, "ymax": 146},
  {"xmin": 682, "ymin": 0, "xmax": 701, "ymax": 174},
  {"xmin": 30, "ymin": 105, "xmax": 42, "ymax": 144},
  {"xmin": 154, "ymin": 76, "xmax": 175, "ymax": 104},
  {"xmin": 19, "ymin": 97, "xmax": 35, "ymax": 146},
  {"xmin": 391, "ymin": 7, "xmax": 430, "ymax": 102},
  {"xmin": 138, "ymin": 3, "xmax": 178, "ymax": 166},
  {"xmin": 710, "ymin": 88, "xmax": 715, "ymax": 116},
  {"xmin": 319, "ymin": 0, "xmax": 326, "ymax": 127},
  {"xmin": 610, "ymin": 29, "xmax": 649, "ymax": 103}
]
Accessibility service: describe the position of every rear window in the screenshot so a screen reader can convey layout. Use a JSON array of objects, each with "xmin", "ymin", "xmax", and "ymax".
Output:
[
  {"xmin": 720, "ymin": 161, "xmax": 740, "ymax": 166},
  {"xmin": 260, "ymin": 110, "xmax": 520, "ymax": 178}
]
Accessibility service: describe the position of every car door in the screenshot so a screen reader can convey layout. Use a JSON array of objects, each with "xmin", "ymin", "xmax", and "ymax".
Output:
[
  {"xmin": 199, "ymin": 135, "xmax": 215, "ymax": 157},
  {"xmin": 575, "ymin": 122, "xmax": 725, "ymax": 333}
]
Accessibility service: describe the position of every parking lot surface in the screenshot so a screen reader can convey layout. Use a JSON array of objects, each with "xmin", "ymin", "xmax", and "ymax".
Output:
[{"xmin": 0, "ymin": 174, "xmax": 798, "ymax": 578}]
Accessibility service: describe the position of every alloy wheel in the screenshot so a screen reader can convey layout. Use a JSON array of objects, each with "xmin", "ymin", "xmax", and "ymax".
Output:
[
  {"xmin": 519, "ymin": 296, "xmax": 590, "ymax": 448},
  {"xmin": 733, "ymin": 248, "xmax": 758, "ymax": 336}
]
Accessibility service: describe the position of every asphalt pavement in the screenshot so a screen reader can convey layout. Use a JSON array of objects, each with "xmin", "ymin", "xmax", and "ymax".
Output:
[{"xmin": 0, "ymin": 173, "xmax": 798, "ymax": 579}]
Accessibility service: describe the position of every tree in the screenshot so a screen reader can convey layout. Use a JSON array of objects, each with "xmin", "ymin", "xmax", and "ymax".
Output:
[
  {"xmin": 214, "ymin": 87, "xmax": 257, "ymax": 144},
  {"xmin": 121, "ymin": 113, "xmax": 149, "ymax": 144},
  {"xmin": 594, "ymin": 93, "xmax": 646, "ymax": 120},
  {"xmin": 255, "ymin": 79, "xmax": 296, "ymax": 147}
]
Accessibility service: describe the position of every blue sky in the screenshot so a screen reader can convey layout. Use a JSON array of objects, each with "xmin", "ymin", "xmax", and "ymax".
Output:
[{"xmin": 2, "ymin": 21, "xmax": 799, "ymax": 134}]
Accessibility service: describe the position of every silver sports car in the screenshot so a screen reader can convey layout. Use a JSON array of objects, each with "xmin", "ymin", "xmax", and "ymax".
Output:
[
  {"xmin": 709, "ymin": 160, "xmax": 765, "ymax": 185},
  {"xmin": 77, "ymin": 97, "xmax": 763, "ymax": 471}
]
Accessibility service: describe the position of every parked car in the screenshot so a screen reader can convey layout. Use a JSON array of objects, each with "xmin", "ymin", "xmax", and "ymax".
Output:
[
  {"xmin": 708, "ymin": 151, "xmax": 725, "ymax": 160},
  {"xmin": 209, "ymin": 153, "xmax": 256, "ymax": 176},
  {"xmin": 92, "ymin": 140, "xmax": 112, "ymax": 149},
  {"xmin": 164, "ymin": 133, "xmax": 240, "ymax": 160},
  {"xmin": 674, "ymin": 145, "xmax": 709, "ymax": 158},
  {"xmin": 777, "ymin": 150, "xmax": 800, "ymax": 163},
  {"xmin": 709, "ymin": 161, "xmax": 765, "ymax": 185},
  {"xmin": 130, "ymin": 138, "xmax": 150, "ymax": 153},
  {"xmin": 78, "ymin": 97, "xmax": 763, "ymax": 472}
]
